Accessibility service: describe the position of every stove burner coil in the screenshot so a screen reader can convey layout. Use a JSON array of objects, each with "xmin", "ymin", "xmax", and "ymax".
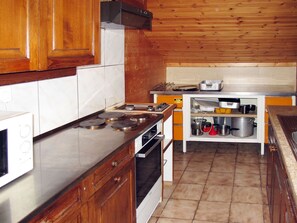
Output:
[
  {"xmin": 129, "ymin": 114, "xmax": 150, "ymax": 123},
  {"xmin": 79, "ymin": 119, "xmax": 106, "ymax": 130},
  {"xmin": 125, "ymin": 105, "xmax": 135, "ymax": 111},
  {"xmin": 111, "ymin": 120, "xmax": 138, "ymax": 131},
  {"xmin": 98, "ymin": 112, "xmax": 125, "ymax": 121}
]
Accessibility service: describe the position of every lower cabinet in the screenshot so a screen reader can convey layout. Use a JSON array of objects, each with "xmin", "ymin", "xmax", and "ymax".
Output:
[
  {"xmin": 156, "ymin": 94, "xmax": 183, "ymax": 140},
  {"xmin": 87, "ymin": 159, "xmax": 135, "ymax": 223},
  {"xmin": 267, "ymin": 126, "xmax": 297, "ymax": 223},
  {"xmin": 29, "ymin": 143, "xmax": 136, "ymax": 223}
]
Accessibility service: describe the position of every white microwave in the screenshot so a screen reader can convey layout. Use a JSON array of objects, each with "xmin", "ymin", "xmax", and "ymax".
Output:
[{"xmin": 0, "ymin": 111, "xmax": 33, "ymax": 188}]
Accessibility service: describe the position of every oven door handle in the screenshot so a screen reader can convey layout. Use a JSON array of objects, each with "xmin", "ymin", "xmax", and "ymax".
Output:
[{"xmin": 136, "ymin": 135, "xmax": 164, "ymax": 158}]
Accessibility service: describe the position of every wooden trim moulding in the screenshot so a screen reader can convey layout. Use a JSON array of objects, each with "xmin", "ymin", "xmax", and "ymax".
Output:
[
  {"xmin": 166, "ymin": 62, "xmax": 297, "ymax": 67},
  {"xmin": 0, "ymin": 68, "xmax": 76, "ymax": 86}
]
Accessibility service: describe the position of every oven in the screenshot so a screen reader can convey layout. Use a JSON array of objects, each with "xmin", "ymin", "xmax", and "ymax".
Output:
[{"xmin": 135, "ymin": 120, "xmax": 163, "ymax": 223}]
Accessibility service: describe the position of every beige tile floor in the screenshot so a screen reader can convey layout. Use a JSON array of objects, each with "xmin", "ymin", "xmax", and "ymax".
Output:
[{"xmin": 149, "ymin": 142, "xmax": 271, "ymax": 223}]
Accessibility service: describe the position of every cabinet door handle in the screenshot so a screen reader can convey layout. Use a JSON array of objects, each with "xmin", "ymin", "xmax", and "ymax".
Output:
[
  {"xmin": 269, "ymin": 145, "xmax": 277, "ymax": 152},
  {"xmin": 114, "ymin": 177, "xmax": 121, "ymax": 183},
  {"xmin": 112, "ymin": 161, "xmax": 118, "ymax": 167}
]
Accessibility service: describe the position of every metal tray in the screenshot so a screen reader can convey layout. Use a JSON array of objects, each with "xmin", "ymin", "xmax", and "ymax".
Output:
[{"xmin": 199, "ymin": 80, "xmax": 223, "ymax": 91}]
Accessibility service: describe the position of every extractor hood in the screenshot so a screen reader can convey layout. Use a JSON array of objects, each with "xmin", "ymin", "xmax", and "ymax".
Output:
[{"xmin": 101, "ymin": 1, "xmax": 153, "ymax": 30}]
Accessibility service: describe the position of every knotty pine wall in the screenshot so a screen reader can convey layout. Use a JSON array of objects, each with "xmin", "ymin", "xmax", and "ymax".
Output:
[
  {"xmin": 145, "ymin": 0, "xmax": 297, "ymax": 64},
  {"xmin": 125, "ymin": 29, "xmax": 166, "ymax": 102}
]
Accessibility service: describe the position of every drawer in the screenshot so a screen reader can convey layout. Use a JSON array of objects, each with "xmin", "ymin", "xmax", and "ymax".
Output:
[
  {"xmin": 31, "ymin": 186, "xmax": 82, "ymax": 223},
  {"xmin": 173, "ymin": 111, "xmax": 183, "ymax": 124},
  {"xmin": 93, "ymin": 144, "xmax": 133, "ymax": 190},
  {"xmin": 173, "ymin": 125, "xmax": 183, "ymax": 140},
  {"xmin": 157, "ymin": 95, "xmax": 183, "ymax": 108}
]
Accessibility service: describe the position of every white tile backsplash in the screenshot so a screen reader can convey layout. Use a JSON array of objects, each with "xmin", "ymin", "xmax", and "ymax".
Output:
[
  {"xmin": 0, "ymin": 82, "xmax": 40, "ymax": 136},
  {"xmin": 77, "ymin": 67, "xmax": 105, "ymax": 118},
  {"xmin": 38, "ymin": 76, "xmax": 78, "ymax": 134},
  {"xmin": 104, "ymin": 24, "xmax": 125, "ymax": 66},
  {"xmin": 0, "ymin": 26, "xmax": 125, "ymax": 136},
  {"xmin": 104, "ymin": 65, "xmax": 125, "ymax": 108}
]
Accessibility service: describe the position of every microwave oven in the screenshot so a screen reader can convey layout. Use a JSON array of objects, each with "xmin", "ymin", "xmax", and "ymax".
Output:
[{"xmin": 0, "ymin": 111, "xmax": 33, "ymax": 188}]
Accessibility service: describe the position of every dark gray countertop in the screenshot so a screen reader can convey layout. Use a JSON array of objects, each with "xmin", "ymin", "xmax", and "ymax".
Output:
[
  {"xmin": 150, "ymin": 84, "xmax": 296, "ymax": 96},
  {"xmin": 0, "ymin": 114, "xmax": 163, "ymax": 223}
]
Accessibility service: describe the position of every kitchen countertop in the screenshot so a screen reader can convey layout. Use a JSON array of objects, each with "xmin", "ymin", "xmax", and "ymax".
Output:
[
  {"xmin": 150, "ymin": 84, "xmax": 296, "ymax": 96},
  {"xmin": 267, "ymin": 106, "xmax": 297, "ymax": 205},
  {"xmin": 0, "ymin": 113, "xmax": 163, "ymax": 223}
]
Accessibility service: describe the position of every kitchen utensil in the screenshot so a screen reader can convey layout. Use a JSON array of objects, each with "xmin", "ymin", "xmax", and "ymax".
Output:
[
  {"xmin": 199, "ymin": 80, "xmax": 223, "ymax": 91},
  {"xmin": 238, "ymin": 104, "xmax": 256, "ymax": 114},
  {"xmin": 191, "ymin": 118, "xmax": 206, "ymax": 136},
  {"xmin": 213, "ymin": 117, "xmax": 231, "ymax": 126},
  {"xmin": 209, "ymin": 124, "xmax": 219, "ymax": 135},
  {"xmin": 215, "ymin": 107, "xmax": 231, "ymax": 114},
  {"xmin": 202, "ymin": 122, "xmax": 212, "ymax": 132},
  {"xmin": 219, "ymin": 124, "xmax": 231, "ymax": 136},
  {"xmin": 218, "ymin": 98, "xmax": 240, "ymax": 109},
  {"xmin": 231, "ymin": 117, "xmax": 255, "ymax": 137},
  {"xmin": 173, "ymin": 85, "xmax": 198, "ymax": 91}
]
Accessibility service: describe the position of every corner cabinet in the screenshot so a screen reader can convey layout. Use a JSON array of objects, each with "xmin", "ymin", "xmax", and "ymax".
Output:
[
  {"xmin": 0, "ymin": 0, "xmax": 100, "ymax": 74},
  {"xmin": 182, "ymin": 94, "xmax": 265, "ymax": 154}
]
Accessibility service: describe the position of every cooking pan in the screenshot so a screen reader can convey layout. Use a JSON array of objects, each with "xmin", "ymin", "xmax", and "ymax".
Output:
[{"xmin": 231, "ymin": 117, "xmax": 255, "ymax": 137}]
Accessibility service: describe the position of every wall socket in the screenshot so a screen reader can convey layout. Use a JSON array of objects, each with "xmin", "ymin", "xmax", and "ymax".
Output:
[{"xmin": 0, "ymin": 86, "xmax": 12, "ymax": 103}]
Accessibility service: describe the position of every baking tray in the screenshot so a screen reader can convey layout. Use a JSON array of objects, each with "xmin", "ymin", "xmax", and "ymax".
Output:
[{"xmin": 199, "ymin": 80, "xmax": 223, "ymax": 91}]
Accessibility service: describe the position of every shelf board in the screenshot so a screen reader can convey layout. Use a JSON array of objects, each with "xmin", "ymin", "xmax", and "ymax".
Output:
[
  {"xmin": 191, "ymin": 111, "xmax": 257, "ymax": 118},
  {"xmin": 187, "ymin": 128, "xmax": 259, "ymax": 143}
]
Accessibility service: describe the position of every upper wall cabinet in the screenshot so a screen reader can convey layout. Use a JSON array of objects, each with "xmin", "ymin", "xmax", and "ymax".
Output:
[
  {"xmin": 0, "ymin": 0, "xmax": 39, "ymax": 73},
  {"xmin": 0, "ymin": 0, "xmax": 100, "ymax": 74}
]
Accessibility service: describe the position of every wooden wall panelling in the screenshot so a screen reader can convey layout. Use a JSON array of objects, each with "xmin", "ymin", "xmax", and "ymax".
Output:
[
  {"xmin": 145, "ymin": 0, "xmax": 297, "ymax": 64},
  {"xmin": 125, "ymin": 29, "xmax": 166, "ymax": 102},
  {"xmin": 122, "ymin": 0, "xmax": 147, "ymax": 8}
]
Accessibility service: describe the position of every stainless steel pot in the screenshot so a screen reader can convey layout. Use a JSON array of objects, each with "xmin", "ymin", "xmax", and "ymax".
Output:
[
  {"xmin": 231, "ymin": 117, "xmax": 255, "ymax": 137},
  {"xmin": 219, "ymin": 124, "xmax": 230, "ymax": 136},
  {"xmin": 191, "ymin": 118, "xmax": 206, "ymax": 136}
]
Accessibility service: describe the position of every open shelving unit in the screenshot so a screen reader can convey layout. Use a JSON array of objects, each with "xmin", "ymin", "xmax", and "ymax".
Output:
[{"xmin": 183, "ymin": 94, "xmax": 265, "ymax": 155}]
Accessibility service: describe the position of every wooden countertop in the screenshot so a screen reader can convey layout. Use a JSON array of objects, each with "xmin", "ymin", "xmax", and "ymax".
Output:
[{"xmin": 267, "ymin": 106, "xmax": 297, "ymax": 205}]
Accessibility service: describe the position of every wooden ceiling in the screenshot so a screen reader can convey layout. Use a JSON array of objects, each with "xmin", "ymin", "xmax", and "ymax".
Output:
[{"xmin": 144, "ymin": 0, "xmax": 297, "ymax": 65}]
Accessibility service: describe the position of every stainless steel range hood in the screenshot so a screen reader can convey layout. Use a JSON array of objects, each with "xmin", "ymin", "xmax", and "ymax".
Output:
[{"xmin": 101, "ymin": 1, "xmax": 153, "ymax": 30}]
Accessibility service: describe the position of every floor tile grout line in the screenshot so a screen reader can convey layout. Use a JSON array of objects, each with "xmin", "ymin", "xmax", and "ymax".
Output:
[
  {"xmin": 153, "ymin": 142, "xmax": 268, "ymax": 223},
  {"xmin": 228, "ymin": 143, "xmax": 239, "ymax": 223}
]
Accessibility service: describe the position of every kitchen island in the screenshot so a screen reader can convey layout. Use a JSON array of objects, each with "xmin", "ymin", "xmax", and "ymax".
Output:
[
  {"xmin": 151, "ymin": 84, "xmax": 296, "ymax": 155},
  {"xmin": 0, "ymin": 112, "xmax": 163, "ymax": 223}
]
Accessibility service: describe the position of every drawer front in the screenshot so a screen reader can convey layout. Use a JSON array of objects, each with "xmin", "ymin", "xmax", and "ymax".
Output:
[
  {"xmin": 93, "ymin": 144, "xmax": 134, "ymax": 190},
  {"xmin": 173, "ymin": 111, "xmax": 183, "ymax": 124},
  {"xmin": 173, "ymin": 125, "xmax": 183, "ymax": 140},
  {"xmin": 157, "ymin": 95, "xmax": 183, "ymax": 108},
  {"xmin": 32, "ymin": 186, "xmax": 82, "ymax": 223}
]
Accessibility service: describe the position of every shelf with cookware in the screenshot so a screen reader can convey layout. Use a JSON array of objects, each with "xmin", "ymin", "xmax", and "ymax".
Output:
[{"xmin": 183, "ymin": 94, "xmax": 265, "ymax": 154}]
